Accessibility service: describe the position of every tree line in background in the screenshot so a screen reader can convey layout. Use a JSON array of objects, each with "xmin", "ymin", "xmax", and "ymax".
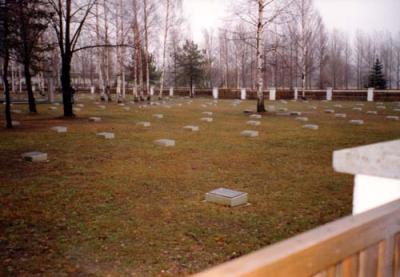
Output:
[{"xmin": 0, "ymin": 0, "xmax": 399, "ymax": 121}]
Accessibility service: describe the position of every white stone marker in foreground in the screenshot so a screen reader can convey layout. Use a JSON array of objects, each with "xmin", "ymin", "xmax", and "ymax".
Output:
[
  {"xmin": 294, "ymin": 87, "xmax": 298, "ymax": 100},
  {"xmin": 333, "ymin": 139, "xmax": 400, "ymax": 214},
  {"xmin": 201, "ymin": 117, "xmax": 213, "ymax": 122},
  {"xmin": 241, "ymin": 88, "xmax": 246, "ymax": 100},
  {"xmin": 269, "ymin": 87, "xmax": 276, "ymax": 101},
  {"xmin": 335, "ymin": 113, "xmax": 347, "ymax": 118},
  {"xmin": 247, "ymin": 120, "xmax": 261, "ymax": 126},
  {"xmin": 386, "ymin": 116, "xmax": 399, "ymax": 121},
  {"xmin": 153, "ymin": 114, "xmax": 164, "ymax": 119},
  {"xmin": 89, "ymin": 117, "xmax": 102, "ymax": 122},
  {"xmin": 367, "ymin": 88, "xmax": 374, "ymax": 102},
  {"xmin": 350, "ymin": 120, "xmax": 364, "ymax": 125},
  {"xmin": 154, "ymin": 139, "xmax": 175, "ymax": 147},
  {"xmin": 367, "ymin": 111, "xmax": 378, "ymax": 115},
  {"xmin": 353, "ymin": 107, "xmax": 363, "ymax": 111},
  {"xmin": 137, "ymin": 121, "xmax": 151, "ymax": 127},
  {"xmin": 22, "ymin": 151, "xmax": 48, "ymax": 162},
  {"xmin": 202, "ymin": 111, "xmax": 213, "ymax": 116},
  {"xmin": 326, "ymin": 87, "xmax": 333, "ymax": 101},
  {"xmin": 303, "ymin": 124, "xmax": 319, "ymax": 130},
  {"xmin": 241, "ymin": 130, "xmax": 259, "ymax": 137},
  {"xmin": 169, "ymin": 87, "xmax": 174, "ymax": 97},
  {"xmin": 325, "ymin": 109, "xmax": 335, "ymax": 114},
  {"xmin": 296, "ymin": 117, "xmax": 309, "ymax": 122},
  {"xmin": 212, "ymin": 87, "xmax": 219, "ymax": 99},
  {"xmin": 205, "ymin": 188, "xmax": 248, "ymax": 207},
  {"xmin": 51, "ymin": 126, "xmax": 67, "ymax": 133},
  {"xmin": 97, "ymin": 132, "xmax": 115, "ymax": 139},
  {"xmin": 183, "ymin": 125, "xmax": 199, "ymax": 132}
]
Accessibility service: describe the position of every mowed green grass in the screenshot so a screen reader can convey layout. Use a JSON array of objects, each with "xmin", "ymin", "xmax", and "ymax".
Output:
[{"xmin": 1, "ymin": 96, "xmax": 400, "ymax": 276}]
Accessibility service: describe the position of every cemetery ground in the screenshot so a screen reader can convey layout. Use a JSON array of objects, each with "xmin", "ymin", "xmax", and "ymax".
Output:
[{"xmin": 1, "ymin": 96, "xmax": 400, "ymax": 276}]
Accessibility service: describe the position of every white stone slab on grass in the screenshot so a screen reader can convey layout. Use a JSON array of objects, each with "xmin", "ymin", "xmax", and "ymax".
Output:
[
  {"xmin": 335, "ymin": 113, "xmax": 347, "ymax": 118},
  {"xmin": 334, "ymin": 104, "xmax": 343, "ymax": 108},
  {"xmin": 153, "ymin": 114, "xmax": 164, "ymax": 119},
  {"xmin": 183, "ymin": 125, "xmax": 199, "ymax": 132},
  {"xmin": 325, "ymin": 109, "xmax": 335, "ymax": 114},
  {"xmin": 154, "ymin": 139, "xmax": 175, "ymax": 147},
  {"xmin": 98, "ymin": 105, "xmax": 106, "ymax": 109},
  {"xmin": 205, "ymin": 188, "xmax": 248, "ymax": 207},
  {"xmin": 349, "ymin": 120, "xmax": 364, "ymax": 125},
  {"xmin": 97, "ymin": 132, "xmax": 115, "ymax": 139},
  {"xmin": 247, "ymin": 120, "xmax": 261, "ymax": 126},
  {"xmin": 73, "ymin": 107, "xmax": 81, "ymax": 112},
  {"xmin": 240, "ymin": 130, "xmax": 259, "ymax": 137},
  {"xmin": 303, "ymin": 124, "xmax": 319, "ymax": 130},
  {"xmin": 386, "ymin": 116, "xmax": 399, "ymax": 121},
  {"xmin": 76, "ymin": 104, "xmax": 84, "ymax": 108},
  {"xmin": 202, "ymin": 111, "xmax": 213, "ymax": 116},
  {"xmin": 123, "ymin": 107, "xmax": 131, "ymax": 111},
  {"xmin": 367, "ymin": 111, "xmax": 378, "ymax": 115},
  {"xmin": 137, "ymin": 121, "xmax": 151, "ymax": 127},
  {"xmin": 51, "ymin": 126, "xmax": 67, "ymax": 133},
  {"xmin": 22, "ymin": 151, "xmax": 48, "ymax": 162},
  {"xmin": 353, "ymin": 107, "xmax": 363, "ymax": 111},
  {"xmin": 296, "ymin": 117, "xmax": 309, "ymax": 122},
  {"xmin": 12, "ymin": 109, "xmax": 22, "ymax": 114},
  {"xmin": 89, "ymin": 117, "xmax": 102, "ymax": 122},
  {"xmin": 200, "ymin": 117, "xmax": 213, "ymax": 122},
  {"xmin": 249, "ymin": 114, "xmax": 262, "ymax": 119},
  {"xmin": 49, "ymin": 106, "xmax": 57, "ymax": 111},
  {"xmin": 377, "ymin": 106, "xmax": 386, "ymax": 110}
]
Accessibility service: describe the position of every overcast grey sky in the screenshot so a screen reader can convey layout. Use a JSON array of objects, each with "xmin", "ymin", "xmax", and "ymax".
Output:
[{"xmin": 183, "ymin": 0, "xmax": 400, "ymax": 42}]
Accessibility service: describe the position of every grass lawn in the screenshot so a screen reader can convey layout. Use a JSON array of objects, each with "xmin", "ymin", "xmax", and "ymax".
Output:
[{"xmin": 1, "ymin": 95, "xmax": 400, "ymax": 276}]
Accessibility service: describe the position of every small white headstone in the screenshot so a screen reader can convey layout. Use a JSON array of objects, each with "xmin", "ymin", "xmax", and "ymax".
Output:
[
  {"xmin": 335, "ymin": 113, "xmax": 347, "ymax": 118},
  {"xmin": 154, "ymin": 139, "xmax": 175, "ymax": 147},
  {"xmin": 377, "ymin": 106, "xmax": 386, "ymax": 110},
  {"xmin": 89, "ymin": 117, "xmax": 101, "ymax": 122},
  {"xmin": 367, "ymin": 111, "xmax": 378, "ymax": 115},
  {"xmin": 183, "ymin": 125, "xmax": 199, "ymax": 132},
  {"xmin": 200, "ymin": 117, "xmax": 213, "ymax": 122},
  {"xmin": 386, "ymin": 116, "xmax": 399, "ymax": 121},
  {"xmin": 349, "ymin": 120, "xmax": 364, "ymax": 125},
  {"xmin": 247, "ymin": 120, "xmax": 261, "ymax": 126},
  {"xmin": 212, "ymin": 87, "xmax": 219, "ymax": 99},
  {"xmin": 326, "ymin": 87, "xmax": 333, "ymax": 101},
  {"xmin": 296, "ymin": 117, "xmax": 309, "ymax": 122},
  {"xmin": 241, "ymin": 88, "xmax": 246, "ymax": 100},
  {"xmin": 325, "ymin": 109, "xmax": 335, "ymax": 114},
  {"xmin": 137, "ymin": 121, "xmax": 151, "ymax": 127},
  {"xmin": 153, "ymin": 114, "xmax": 164, "ymax": 119},
  {"xmin": 11, "ymin": 121, "xmax": 21, "ymax": 126},
  {"xmin": 249, "ymin": 114, "xmax": 262, "ymax": 119},
  {"xmin": 49, "ymin": 106, "xmax": 57, "ymax": 111},
  {"xmin": 290, "ymin": 111, "xmax": 302, "ymax": 116},
  {"xmin": 22, "ymin": 151, "xmax": 48, "ymax": 162},
  {"xmin": 202, "ymin": 111, "xmax": 213, "ymax": 116},
  {"xmin": 334, "ymin": 104, "xmax": 343, "ymax": 108},
  {"xmin": 303, "ymin": 124, "xmax": 319, "ymax": 130},
  {"xmin": 367, "ymin": 88, "xmax": 374, "ymax": 102},
  {"xmin": 294, "ymin": 87, "xmax": 298, "ymax": 100},
  {"xmin": 12, "ymin": 109, "xmax": 22, "ymax": 114},
  {"xmin": 73, "ymin": 108, "xmax": 81, "ymax": 112},
  {"xmin": 279, "ymin": 108, "xmax": 288, "ymax": 112},
  {"xmin": 51, "ymin": 126, "xmax": 67, "ymax": 133},
  {"xmin": 123, "ymin": 107, "xmax": 131, "ymax": 111},
  {"xmin": 205, "ymin": 188, "xmax": 248, "ymax": 207},
  {"xmin": 269, "ymin": 88, "xmax": 276, "ymax": 101},
  {"xmin": 353, "ymin": 107, "xmax": 363, "ymax": 111},
  {"xmin": 169, "ymin": 87, "xmax": 174, "ymax": 97},
  {"xmin": 76, "ymin": 104, "xmax": 84, "ymax": 108},
  {"xmin": 241, "ymin": 130, "xmax": 259, "ymax": 137},
  {"xmin": 97, "ymin": 132, "xmax": 115, "ymax": 139},
  {"xmin": 98, "ymin": 105, "xmax": 106, "ymax": 109}
]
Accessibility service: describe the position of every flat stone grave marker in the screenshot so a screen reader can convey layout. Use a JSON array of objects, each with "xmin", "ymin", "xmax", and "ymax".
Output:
[
  {"xmin": 247, "ymin": 120, "xmax": 261, "ymax": 126},
  {"xmin": 241, "ymin": 130, "xmax": 259, "ymax": 137},
  {"xmin": 89, "ymin": 117, "xmax": 101, "ymax": 122},
  {"xmin": 202, "ymin": 111, "xmax": 213, "ymax": 116},
  {"xmin": 303, "ymin": 124, "xmax": 319, "ymax": 130},
  {"xmin": 22, "ymin": 151, "xmax": 48, "ymax": 162},
  {"xmin": 97, "ymin": 132, "xmax": 115, "ymax": 139},
  {"xmin": 394, "ymin": 109, "xmax": 400, "ymax": 112},
  {"xmin": 386, "ymin": 116, "xmax": 399, "ymax": 121},
  {"xmin": 154, "ymin": 139, "xmax": 175, "ymax": 147},
  {"xmin": 290, "ymin": 111, "xmax": 302, "ymax": 116},
  {"xmin": 118, "ymin": 103, "xmax": 125, "ymax": 106},
  {"xmin": 325, "ymin": 109, "xmax": 335, "ymax": 114},
  {"xmin": 335, "ymin": 113, "xmax": 347, "ymax": 118},
  {"xmin": 54, "ymin": 103, "xmax": 60, "ymax": 106},
  {"xmin": 51, "ymin": 126, "xmax": 67, "ymax": 133},
  {"xmin": 349, "ymin": 120, "xmax": 364, "ymax": 125},
  {"xmin": 309, "ymin": 106, "xmax": 317, "ymax": 110},
  {"xmin": 183, "ymin": 125, "xmax": 199, "ymax": 132},
  {"xmin": 73, "ymin": 107, "xmax": 81, "ymax": 112},
  {"xmin": 12, "ymin": 109, "xmax": 22, "ymax": 114},
  {"xmin": 205, "ymin": 188, "xmax": 248, "ymax": 207},
  {"xmin": 49, "ymin": 106, "xmax": 57, "ymax": 110},
  {"xmin": 355, "ymin": 103, "xmax": 364, "ymax": 106},
  {"xmin": 276, "ymin": 112, "xmax": 291, "ymax": 116},
  {"xmin": 296, "ymin": 117, "xmax": 309, "ymax": 122},
  {"xmin": 4, "ymin": 121, "xmax": 20, "ymax": 127},
  {"xmin": 201, "ymin": 117, "xmax": 213, "ymax": 122},
  {"xmin": 280, "ymin": 100, "xmax": 288, "ymax": 104},
  {"xmin": 76, "ymin": 104, "xmax": 84, "ymax": 108},
  {"xmin": 334, "ymin": 104, "xmax": 343, "ymax": 108},
  {"xmin": 250, "ymin": 114, "xmax": 262, "ymax": 119},
  {"xmin": 353, "ymin": 107, "xmax": 363, "ymax": 111},
  {"xmin": 377, "ymin": 106, "xmax": 386, "ymax": 110},
  {"xmin": 367, "ymin": 111, "xmax": 378, "ymax": 115},
  {"xmin": 98, "ymin": 105, "xmax": 106, "ymax": 109},
  {"xmin": 137, "ymin": 121, "xmax": 151, "ymax": 127},
  {"xmin": 279, "ymin": 108, "xmax": 288, "ymax": 112},
  {"xmin": 152, "ymin": 114, "xmax": 164, "ymax": 119},
  {"xmin": 123, "ymin": 107, "xmax": 131, "ymax": 111}
]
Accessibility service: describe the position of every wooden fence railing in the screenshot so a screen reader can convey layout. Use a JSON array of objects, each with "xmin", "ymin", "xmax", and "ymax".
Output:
[{"xmin": 194, "ymin": 198, "xmax": 400, "ymax": 277}]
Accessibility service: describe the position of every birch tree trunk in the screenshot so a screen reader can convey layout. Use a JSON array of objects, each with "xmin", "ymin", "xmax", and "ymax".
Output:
[
  {"xmin": 256, "ymin": 0, "xmax": 266, "ymax": 112},
  {"xmin": 159, "ymin": 0, "xmax": 170, "ymax": 99},
  {"xmin": 143, "ymin": 0, "xmax": 150, "ymax": 100}
]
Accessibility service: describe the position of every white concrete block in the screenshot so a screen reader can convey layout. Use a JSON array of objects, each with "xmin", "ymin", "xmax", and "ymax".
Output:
[
  {"xmin": 205, "ymin": 188, "xmax": 248, "ymax": 207},
  {"xmin": 97, "ymin": 132, "xmax": 115, "ymax": 139},
  {"xmin": 303, "ymin": 124, "xmax": 319, "ymax": 130},
  {"xmin": 89, "ymin": 117, "xmax": 102, "ymax": 122},
  {"xmin": 183, "ymin": 125, "xmax": 199, "ymax": 132},
  {"xmin": 241, "ymin": 130, "xmax": 259, "ymax": 137},
  {"xmin": 247, "ymin": 120, "xmax": 261, "ymax": 126},
  {"xmin": 349, "ymin": 120, "xmax": 364, "ymax": 125},
  {"xmin": 22, "ymin": 151, "xmax": 48, "ymax": 162},
  {"xmin": 137, "ymin": 121, "xmax": 151, "ymax": 127},
  {"xmin": 335, "ymin": 113, "xmax": 347, "ymax": 118},
  {"xmin": 201, "ymin": 117, "xmax": 213, "ymax": 122},
  {"xmin": 154, "ymin": 139, "xmax": 175, "ymax": 147},
  {"xmin": 212, "ymin": 87, "xmax": 219, "ymax": 99},
  {"xmin": 51, "ymin": 126, "xmax": 67, "ymax": 133}
]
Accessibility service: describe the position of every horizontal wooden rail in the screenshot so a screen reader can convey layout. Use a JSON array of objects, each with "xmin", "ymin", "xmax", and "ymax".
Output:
[{"xmin": 194, "ymin": 198, "xmax": 400, "ymax": 277}]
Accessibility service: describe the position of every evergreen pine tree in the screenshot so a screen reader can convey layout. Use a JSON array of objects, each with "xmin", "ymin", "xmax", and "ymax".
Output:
[{"xmin": 368, "ymin": 58, "xmax": 387, "ymax": 89}]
